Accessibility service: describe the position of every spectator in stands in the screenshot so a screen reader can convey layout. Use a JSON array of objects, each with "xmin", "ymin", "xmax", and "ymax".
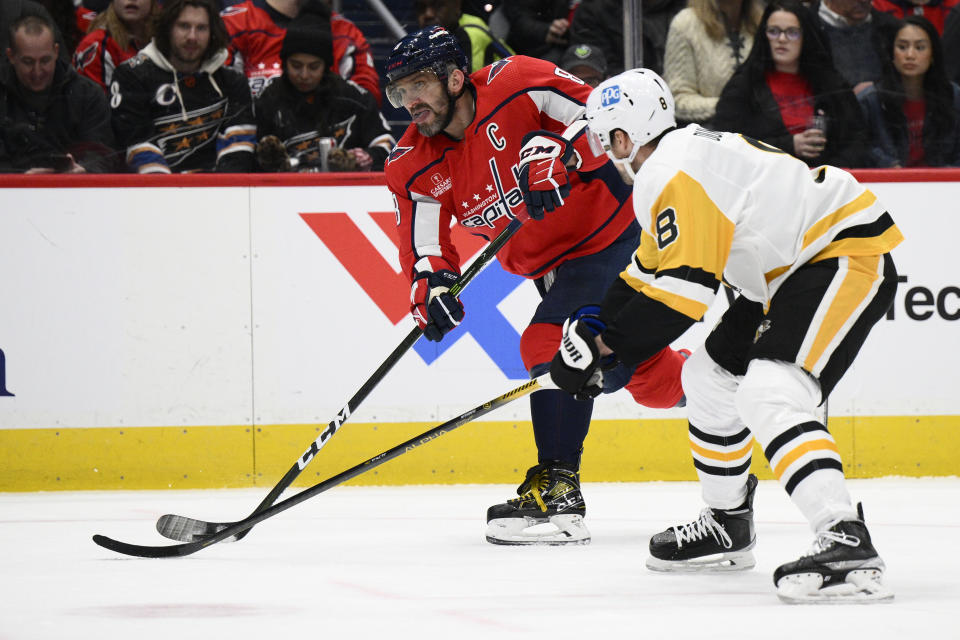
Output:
[
  {"xmin": 873, "ymin": 0, "xmax": 960, "ymax": 33},
  {"xmin": 463, "ymin": 0, "xmax": 499, "ymax": 21},
  {"xmin": 222, "ymin": 0, "xmax": 381, "ymax": 104},
  {"xmin": 73, "ymin": 0, "xmax": 157, "ymax": 91},
  {"xmin": 2, "ymin": 0, "xmax": 73, "ymax": 62},
  {"xmin": 560, "ymin": 42, "xmax": 607, "ymax": 87},
  {"xmin": 110, "ymin": 0, "xmax": 256, "ymax": 173},
  {"xmin": 503, "ymin": 0, "xmax": 573, "ymax": 65},
  {"xmin": 942, "ymin": 4, "xmax": 960, "ymax": 81},
  {"xmin": 416, "ymin": 0, "xmax": 513, "ymax": 71},
  {"xmin": 814, "ymin": 0, "xmax": 900, "ymax": 94},
  {"xmin": 75, "ymin": 1, "xmax": 106, "ymax": 34},
  {"xmin": 1, "ymin": 13, "xmax": 115, "ymax": 173},
  {"xmin": 857, "ymin": 15, "xmax": 960, "ymax": 166},
  {"xmin": 570, "ymin": 0, "xmax": 686, "ymax": 77},
  {"xmin": 254, "ymin": 18, "xmax": 394, "ymax": 172},
  {"xmin": 663, "ymin": 0, "xmax": 763, "ymax": 126},
  {"xmin": 35, "ymin": 0, "xmax": 83, "ymax": 54},
  {"xmin": 715, "ymin": 0, "xmax": 869, "ymax": 167}
]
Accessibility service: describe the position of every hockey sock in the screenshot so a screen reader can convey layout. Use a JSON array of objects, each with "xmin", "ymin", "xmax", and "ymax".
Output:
[
  {"xmin": 738, "ymin": 360, "xmax": 857, "ymax": 530},
  {"xmin": 530, "ymin": 388, "xmax": 593, "ymax": 467},
  {"xmin": 624, "ymin": 346, "xmax": 686, "ymax": 408}
]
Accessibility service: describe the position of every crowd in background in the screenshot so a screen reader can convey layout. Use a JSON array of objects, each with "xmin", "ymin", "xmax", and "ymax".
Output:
[{"xmin": 2, "ymin": 0, "xmax": 960, "ymax": 173}]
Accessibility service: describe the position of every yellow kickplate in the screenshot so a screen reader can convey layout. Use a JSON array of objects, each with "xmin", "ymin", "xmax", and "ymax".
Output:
[{"xmin": 1, "ymin": 415, "xmax": 957, "ymax": 491}]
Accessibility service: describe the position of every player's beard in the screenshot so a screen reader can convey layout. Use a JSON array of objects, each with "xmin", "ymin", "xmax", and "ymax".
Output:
[{"xmin": 416, "ymin": 87, "xmax": 459, "ymax": 137}]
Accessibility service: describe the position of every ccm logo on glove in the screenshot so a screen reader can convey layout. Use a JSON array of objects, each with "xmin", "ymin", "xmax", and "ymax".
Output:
[
  {"xmin": 411, "ymin": 269, "xmax": 464, "ymax": 342},
  {"xmin": 517, "ymin": 131, "xmax": 574, "ymax": 220}
]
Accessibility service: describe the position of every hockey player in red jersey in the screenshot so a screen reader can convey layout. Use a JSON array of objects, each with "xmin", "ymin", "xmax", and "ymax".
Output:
[
  {"xmin": 383, "ymin": 27, "xmax": 689, "ymax": 546},
  {"xmin": 220, "ymin": 0, "xmax": 381, "ymax": 103}
]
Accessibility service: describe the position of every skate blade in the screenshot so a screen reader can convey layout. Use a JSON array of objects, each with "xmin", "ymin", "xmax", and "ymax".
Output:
[
  {"xmin": 776, "ymin": 569, "xmax": 894, "ymax": 604},
  {"xmin": 485, "ymin": 514, "xmax": 590, "ymax": 546},
  {"xmin": 646, "ymin": 548, "xmax": 756, "ymax": 573}
]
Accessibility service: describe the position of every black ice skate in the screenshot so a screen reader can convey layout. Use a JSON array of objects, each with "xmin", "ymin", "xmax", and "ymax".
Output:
[
  {"xmin": 774, "ymin": 504, "xmax": 893, "ymax": 604},
  {"xmin": 646, "ymin": 474, "xmax": 758, "ymax": 572},
  {"xmin": 485, "ymin": 461, "xmax": 589, "ymax": 545}
]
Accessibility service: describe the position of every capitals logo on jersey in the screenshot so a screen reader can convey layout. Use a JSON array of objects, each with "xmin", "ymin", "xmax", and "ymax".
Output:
[
  {"xmin": 486, "ymin": 58, "xmax": 512, "ymax": 83},
  {"xmin": 387, "ymin": 145, "xmax": 414, "ymax": 163}
]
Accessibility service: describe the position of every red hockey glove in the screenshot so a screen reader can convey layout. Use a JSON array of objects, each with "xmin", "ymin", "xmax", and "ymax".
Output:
[
  {"xmin": 517, "ymin": 131, "xmax": 574, "ymax": 220},
  {"xmin": 411, "ymin": 269, "xmax": 465, "ymax": 342},
  {"xmin": 550, "ymin": 317, "xmax": 603, "ymax": 400}
]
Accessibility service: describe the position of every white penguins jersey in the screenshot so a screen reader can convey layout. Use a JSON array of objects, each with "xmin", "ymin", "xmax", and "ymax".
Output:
[{"xmin": 622, "ymin": 125, "xmax": 904, "ymax": 319}]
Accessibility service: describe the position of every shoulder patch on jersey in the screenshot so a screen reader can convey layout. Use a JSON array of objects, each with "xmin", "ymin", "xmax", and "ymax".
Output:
[
  {"xmin": 388, "ymin": 145, "xmax": 414, "ymax": 163},
  {"xmin": 75, "ymin": 41, "xmax": 99, "ymax": 70},
  {"xmin": 428, "ymin": 171, "xmax": 452, "ymax": 198},
  {"xmin": 220, "ymin": 5, "xmax": 247, "ymax": 16},
  {"xmin": 486, "ymin": 58, "xmax": 512, "ymax": 83}
]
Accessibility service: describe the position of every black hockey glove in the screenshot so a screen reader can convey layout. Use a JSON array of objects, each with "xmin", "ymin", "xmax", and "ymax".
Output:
[
  {"xmin": 411, "ymin": 269, "xmax": 465, "ymax": 342},
  {"xmin": 550, "ymin": 305, "xmax": 618, "ymax": 400},
  {"xmin": 517, "ymin": 130, "xmax": 574, "ymax": 220}
]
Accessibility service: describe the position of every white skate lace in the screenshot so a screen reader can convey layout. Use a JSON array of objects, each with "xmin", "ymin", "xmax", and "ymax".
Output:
[
  {"xmin": 805, "ymin": 529, "xmax": 861, "ymax": 556},
  {"xmin": 672, "ymin": 508, "xmax": 733, "ymax": 549}
]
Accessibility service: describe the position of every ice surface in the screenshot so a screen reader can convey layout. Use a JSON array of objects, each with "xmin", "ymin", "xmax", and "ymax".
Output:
[{"xmin": 2, "ymin": 478, "xmax": 957, "ymax": 639}]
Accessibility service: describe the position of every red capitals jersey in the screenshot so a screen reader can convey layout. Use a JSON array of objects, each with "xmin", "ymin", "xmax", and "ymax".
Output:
[
  {"xmin": 74, "ymin": 29, "xmax": 145, "ymax": 91},
  {"xmin": 873, "ymin": 0, "xmax": 960, "ymax": 32},
  {"xmin": 220, "ymin": 1, "xmax": 381, "ymax": 104},
  {"xmin": 75, "ymin": 5, "xmax": 97, "ymax": 35},
  {"xmin": 385, "ymin": 56, "xmax": 634, "ymax": 281}
]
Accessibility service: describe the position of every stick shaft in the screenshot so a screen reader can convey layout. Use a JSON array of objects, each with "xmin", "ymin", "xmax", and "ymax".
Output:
[
  {"xmin": 95, "ymin": 375, "xmax": 548, "ymax": 558},
  {"xmin": 156, "ymin": 217, "xmax": 525, "ymax": 543}
]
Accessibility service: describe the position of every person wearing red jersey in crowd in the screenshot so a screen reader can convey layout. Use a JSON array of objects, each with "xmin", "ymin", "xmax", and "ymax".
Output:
[
  {"xmin": 74, "ymin": 0, "xmax": 157, "ymax": 91},
  {"xmin": 75, "ymin": 0, "xmax": 108, "ymax": 34},
  {"xmin": 383, "ymin": 27, "xmax": 688, "ymax": 546},
  {"xmin": 220, "ymin": 0, "xmax": 380, "ymax": 103},
  {"xmin": 873, "ymin": 0, "xmax": 960, "ymax": 34}
]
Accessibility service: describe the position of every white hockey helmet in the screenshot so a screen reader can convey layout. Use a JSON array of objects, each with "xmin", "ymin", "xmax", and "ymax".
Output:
[{"xmin": 584, "ymin": 68, "xmax": 676, "ymax": 174}]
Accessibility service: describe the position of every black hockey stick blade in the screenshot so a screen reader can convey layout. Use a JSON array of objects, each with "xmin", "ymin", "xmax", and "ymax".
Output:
[
  {"xmin": 93, "ymin": 375, "xmax": 550, "ymax": 558},
  {"xmin": 152, "ymin": 216, "xmax": 525, "ymax": 544},
  {"xmin": 156, "ymin": 515, "xmax": 233, "ymax": 543}
]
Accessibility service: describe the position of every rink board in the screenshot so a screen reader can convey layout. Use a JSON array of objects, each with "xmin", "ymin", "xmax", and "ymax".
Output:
[{"xmin": 0, "ymin": 171, "xmax": 957, "ymax": 490}]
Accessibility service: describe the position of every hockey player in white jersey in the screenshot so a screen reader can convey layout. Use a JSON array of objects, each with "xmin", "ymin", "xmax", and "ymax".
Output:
[{"xmin": 546, "ymin": 69, "xmax": 903, "ymax": 603}]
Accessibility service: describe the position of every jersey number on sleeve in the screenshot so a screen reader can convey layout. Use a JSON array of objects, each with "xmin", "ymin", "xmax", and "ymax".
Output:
[{"xmin": 655, "ymin": 207, "xmax": 679, "ymax": 249}]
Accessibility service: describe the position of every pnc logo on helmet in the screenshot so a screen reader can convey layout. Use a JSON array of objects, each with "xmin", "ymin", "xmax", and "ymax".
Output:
[{"xmin": 601, "ymin": 86, "xmax": 621, "ymax": 107}]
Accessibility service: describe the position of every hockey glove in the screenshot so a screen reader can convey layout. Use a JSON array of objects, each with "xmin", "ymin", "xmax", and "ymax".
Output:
[
  {"xmin": 517, "ymin": 130, "xmax": 574, "ymax": 220},
  {"xmin": 550, "ymin": 316, "xmax": 604, "ymax": 401},
  {"xmin": 411, "ymin": 269, "xmax": 465, "ymax": 342}
]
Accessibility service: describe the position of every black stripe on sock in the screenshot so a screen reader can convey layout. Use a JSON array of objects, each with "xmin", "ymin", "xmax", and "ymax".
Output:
[
  {"xmin": 693, "ymin": 457, "xmax": 753, "ymax": 477},
  {"xmin": 689, "ymin": 423, "xmax": 752, "ymax": 447},
  {"xmin": 784, "ymin": 458, "xmax": 845, "ymax": 495},
  {"xmin": 764, "ymin": 421, "xmax": 829, "ymax": 461}
]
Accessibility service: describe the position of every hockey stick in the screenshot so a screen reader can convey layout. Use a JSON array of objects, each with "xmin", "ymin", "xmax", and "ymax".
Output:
[
  {"xmin": 93, "ymin": 375, "xmax": 551, "ymax": 558},
  {"xmin": 155, "ymin": 216, "xmax": 526, "ymax": 544}
]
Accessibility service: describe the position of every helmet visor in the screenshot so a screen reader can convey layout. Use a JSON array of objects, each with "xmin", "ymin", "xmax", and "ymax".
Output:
[
  {"xmin": 385, "ymin": 70, "xmax": 439, "ymax": 109},
  {"xmin": 585, "ymin": 126, "xmax": 607, "ymax": 158}
]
